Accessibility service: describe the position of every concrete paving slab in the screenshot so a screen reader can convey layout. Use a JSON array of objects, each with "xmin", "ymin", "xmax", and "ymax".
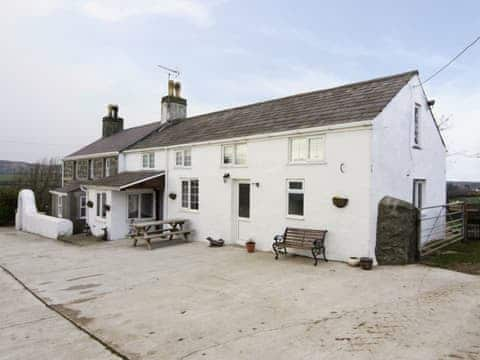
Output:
[{"xmin": 1, "ymin": 228, "xmax": 480, "ymax": 359}]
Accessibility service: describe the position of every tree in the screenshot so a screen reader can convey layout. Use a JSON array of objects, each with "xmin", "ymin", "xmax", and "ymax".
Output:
[{"xmin": 14, "ymin": 158, "xmax": 62, "ymax": 214}]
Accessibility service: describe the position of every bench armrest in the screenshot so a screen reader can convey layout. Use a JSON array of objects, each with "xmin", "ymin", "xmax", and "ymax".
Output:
[
  {"xmin": 273, "ymin": 234, "xmax": 284, "ymax": 245},
  {"xmin": 313, "ymin": 237, "xmax": 325, "ymax": 247}
]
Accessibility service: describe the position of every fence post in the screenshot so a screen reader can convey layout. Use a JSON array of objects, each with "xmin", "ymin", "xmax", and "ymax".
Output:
[{"xmin": 462, "ymin": 202, "xmax": 468, "ymax": 242}]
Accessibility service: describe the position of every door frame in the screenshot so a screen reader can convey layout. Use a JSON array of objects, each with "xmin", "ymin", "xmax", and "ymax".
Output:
[{"xmin": 231, "ymin": 179, "xmax": 251, "ymax": 245}]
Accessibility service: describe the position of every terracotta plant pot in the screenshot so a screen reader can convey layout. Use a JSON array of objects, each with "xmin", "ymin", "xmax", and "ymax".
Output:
[{"xmin": 246, "ymin": 241, "xmax": 255, "ymax": 253}]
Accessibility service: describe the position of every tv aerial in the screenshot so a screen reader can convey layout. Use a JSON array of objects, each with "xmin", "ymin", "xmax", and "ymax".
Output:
[{"xmin": 157, "ymin": 64, "xmax": 180, "ymax": 80}]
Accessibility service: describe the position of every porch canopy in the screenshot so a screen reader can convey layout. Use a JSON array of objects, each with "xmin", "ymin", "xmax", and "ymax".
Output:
[{"xmin": 84, "ymin": 171, "xmax": 165, "ymax": 190}]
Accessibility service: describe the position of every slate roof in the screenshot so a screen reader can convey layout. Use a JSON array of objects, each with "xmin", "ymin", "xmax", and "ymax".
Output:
[
  {"xmin": 85, "ymin": 171, "xmax": 164, "ymax": 189},
  {"xmin": 67, "ymin": 121, "xmax": 163, "ymax": 158},
  {"xmin": 129, "ymin": 71, "xmax": 418, "ymax": 150},
  {"xmin": 51, "ymin": 180, "xmax": 90, "ymax": 194}
]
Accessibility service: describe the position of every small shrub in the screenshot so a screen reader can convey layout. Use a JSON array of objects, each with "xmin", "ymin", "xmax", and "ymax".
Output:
[{"xmin": 0, "ymin": 187, "xmax": 17, "ymax": 226}]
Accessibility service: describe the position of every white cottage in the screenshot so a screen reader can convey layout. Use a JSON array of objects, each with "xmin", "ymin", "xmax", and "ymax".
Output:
[{"xmin": 78, "ymin": 71, "xmax": 445, "ymax": 261}]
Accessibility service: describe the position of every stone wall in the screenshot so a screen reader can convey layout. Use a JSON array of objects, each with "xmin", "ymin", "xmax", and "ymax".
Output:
[{"xmin": 375, "ymin": 196, "xmax": 419, "ymax": 265}]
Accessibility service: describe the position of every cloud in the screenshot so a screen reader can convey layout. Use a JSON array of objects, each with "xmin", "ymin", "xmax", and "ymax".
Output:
[{"xmin": 81, "ymin": 0, "xmax": 216, "ymax": 27}]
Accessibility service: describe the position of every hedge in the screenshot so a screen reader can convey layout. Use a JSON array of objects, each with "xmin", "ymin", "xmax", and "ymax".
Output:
[{"xmin": 0, "ymin": 187, "xmax": 17, "ymax": 226}]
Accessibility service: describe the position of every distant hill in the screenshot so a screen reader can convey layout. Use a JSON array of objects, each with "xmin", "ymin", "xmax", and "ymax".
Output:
[
  {"xmin": 447, "ymin": 181, "xmax": 480, "ymax": 198},
  {"xmin": 0, "ymin": 160, "xmax": 33, "ymax": 175}
]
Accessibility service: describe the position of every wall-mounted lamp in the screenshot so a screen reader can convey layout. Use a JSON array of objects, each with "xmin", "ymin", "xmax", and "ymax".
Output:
[
  {"xmin": 253, "ymin": 182, "xmax": 260, "ymax": 188},
  {"xmin": 223, "ymin": 173, "xmax": 230, "ymax": 183}
]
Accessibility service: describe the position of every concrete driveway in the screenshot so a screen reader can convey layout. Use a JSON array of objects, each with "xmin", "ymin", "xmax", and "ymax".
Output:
[{"xmin": 1, "ymin": 228, "xmax": 480, "ymax": 360}]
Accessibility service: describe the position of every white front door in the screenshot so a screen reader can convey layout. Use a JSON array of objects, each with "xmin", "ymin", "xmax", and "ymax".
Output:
[{"xmin": 233, "ymin": 180, "xmax": 252, "ymax": 245}]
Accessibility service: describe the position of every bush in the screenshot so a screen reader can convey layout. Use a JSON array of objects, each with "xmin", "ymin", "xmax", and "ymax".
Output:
[{"xmin": 0, "ymin": 187, "xmax": 17, "ymax": 226}]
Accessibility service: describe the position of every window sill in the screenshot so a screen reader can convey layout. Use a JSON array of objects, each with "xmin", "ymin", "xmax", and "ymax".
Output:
[
  {"xmin": 174, "ymin": 166, "xmax": 192, "ymax": 169},
  {"xmin": 220, "ymin": 164, "xmax": 248, "ymax": 169},
  {"xmin": 286, "ymin": 215, "xmax": 305, "ymax": 221},
  {"xmin": 181, "ymin": 208, "xmax": 199, "ymax": 214},
  {"xmin": 96, "ymin": 217, "xmax": 107, "ymax": 222},
  {"xmin": 288, "ymin": 160, "xmax": 327, "ymax": 166}
]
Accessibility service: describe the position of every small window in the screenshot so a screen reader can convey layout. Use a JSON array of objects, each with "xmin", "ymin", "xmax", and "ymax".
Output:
[
  {"xmin": 79, "ymin": 195, "xmax": 86, "ymax": 219},
  {"xmin": 181, "ymin": 179, "xmax": 200, "ymax": 211},
  {"xmin": 128, "ymin": 194, "xmax": 139, "ymax": 219},
  {"xmin": 175, "ymin": 148, "xmax": 192, "ymax": 167},
  {"xmin": 413, "ymin": 104, "xmax": 421, "ymax": 147},
  {"xmin": 413, "ymin": 179, "xmax": 426, "ymax": 208},
  {"xmin": 222, "ymin": 143, "xmax": 247, "ymax": 166},
  {"xmin": 57, "ymin": 196, "xmax": 63, "ymax": 218},
  {"xmin": 290, "ymin": 136, "xmax": 325, "ymax": 163},
  {"xmin": 142, "ymin": 152, "xmax": 155, "ymax": 169},
  {"xmin": 141, "ymin": 193, "xmax": 154, "ymax": 218},
  {"xmin": 287, "ymin": 180, "xmax": 304, "ymax": 217},
  {"xmin": 96, "ymin": 192, "xmax": 107, "ymax": 218}
]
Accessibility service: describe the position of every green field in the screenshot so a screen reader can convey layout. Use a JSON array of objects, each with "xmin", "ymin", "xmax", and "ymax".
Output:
[
  {"xmin": 0, "ymin": 174, "xmax": 17, "ymax": 187},
  {"xmin": 450, "ymin": 196, "xmax": 480, "ymax": 205}
]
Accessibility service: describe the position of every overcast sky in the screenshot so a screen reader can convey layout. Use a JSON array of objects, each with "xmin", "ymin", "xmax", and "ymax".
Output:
[{"xmin": 1, "ymin": 1, "xmax": 479, "ymax": 180}]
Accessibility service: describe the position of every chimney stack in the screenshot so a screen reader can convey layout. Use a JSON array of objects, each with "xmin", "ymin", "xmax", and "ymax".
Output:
[
  {"xmin": 102, "ymin": 104, "xmax": 124, "ymax": 137},
  {"xmin": 161, "ymin": 80, "xmax": 187, "ymax": 123}
]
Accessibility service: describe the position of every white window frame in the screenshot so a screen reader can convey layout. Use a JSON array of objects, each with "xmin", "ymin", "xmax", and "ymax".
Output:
[
  {"xmin": 413, "ymin": 103, "xmax": 422, "ymax": 148},
  {"xmin": 105, "ymin": 158, "xmax": 111, "ymax": 177},
  {"xmin": 96, "ymin": 192, "xmax": 107, "ymax": 220},
  {"xmin": 221, "ymin": 143, "xmax": 247, "ymax": 167},
  {"xmin": 174, "ymin": 148, "xmax": 192, "ymax": 168},
  {"xmin": 413, "ymin": 179, "xmax": 426, "ymax": 209},
  {"xmin": 79, "ymin": 194, "xmax": 86, "ymax": 219},
  {"xmin": 289, "ymin": 135, "xmax": 326, "ymax": 164},
  {"xmin": 286, "ymin": 179, "xmax": 305, "ymax": 219},
  {"xmin": 89, "ymin": 160, "xmax": 94, "ymax": 179},
  {"xmin": 142, "ymin": 152, "xmax": 155, "ymax": 169},
  {"xmin": 76, "ymin": 160, "xmax": 89, "ymax": 180},
  {"xmin": 127, "ymin": 190, "xmax": 155, "ymax": 220},
  {"xmin": 180, "ymin": 178, "xmax": 199, "ymax": 212},
  {"xmin": 57, "ymin": 195, "xmax": 63, "ymax": 218}
]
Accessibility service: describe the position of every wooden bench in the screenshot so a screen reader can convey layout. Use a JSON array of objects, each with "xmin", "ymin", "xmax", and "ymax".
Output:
[{"xmin": 272, "ymin": 227, "xmax": 328, "ymax": 266}]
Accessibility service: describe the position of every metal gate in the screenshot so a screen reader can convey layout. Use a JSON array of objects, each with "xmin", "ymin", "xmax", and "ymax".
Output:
[{"xmin": 419, "ymin": 202, "xmax": 465, "ymax": 256}]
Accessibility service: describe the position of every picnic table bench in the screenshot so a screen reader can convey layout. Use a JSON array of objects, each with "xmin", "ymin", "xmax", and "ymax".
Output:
[
  {"xmin": 272, "ymin": 227, "xmax": 328, "ymax": 266},
  {"xmin": 131, "ymin": 219, "xmax": 191, "ymax": 250}
]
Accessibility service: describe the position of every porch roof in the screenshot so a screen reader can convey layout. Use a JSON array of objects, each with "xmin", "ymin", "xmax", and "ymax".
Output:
[
  {"xmin": 84, "ymin": 171, "xmax": 164, "ymax": 190},
  {"xmin": 50, "ymin": 180, "xmax": 92, "ymax": 195}
]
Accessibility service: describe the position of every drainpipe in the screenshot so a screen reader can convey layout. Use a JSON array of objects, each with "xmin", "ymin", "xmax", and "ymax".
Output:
[{"xmin": 165, "ymin": 150, "xmax": 169, "ymax": 220}]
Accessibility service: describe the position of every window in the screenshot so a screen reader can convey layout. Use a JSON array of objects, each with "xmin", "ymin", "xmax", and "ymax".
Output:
[
  {"xmin": 290, "ymin": 136, "xmax": 325, "ymax": 163},
  {"xmin": 79, "ymin": 195, "xmax": 86, "ymax": 219},
  {"xmin": 175, "ymin": 148, "xmax": 192, "ymax": 167},
  {"xmin": 181, "ymin": 179, "xmax": 199, "ymax": 211},
  {"xmin": 76, "ymin": 160, "xmax": 89, "ymax": 179},
  {"xmin": 238, "ymin": 183, "xmax": 250, "ymax": 218},
  {"xmin": 222, "ymin": 143, "xmax": 247, "ymax": 166},
  {"xmin": 57, "ymin": 196, "xmax": 63, "ymax": 218},
  {"xmin": 413, "ymin": 179, "xmax": 426, "ymax": 208},
  {"xmin": 413, "ymin": 103, "xmax": 421, "ymax": 147},
  {"xmin": 89, "ymin": 160, "xmax": 94, "ymax": 179},
  {"xmin": 142, "ymin": 152, "xmax": 155, "ymax": 168},
  {"xmin": 96, "ymin": 192, "xmax": 107, "ymax": 218},
  {"xmin": 105, "ymin": 158, "xmax": 111, "ymax": 177},
  {"xmin": 287, "ymin": 180, "xmax": 304, "ymax": 217},
  {"xmin": 128, "ymin": 192, "xmax": 154, "ymax": 219}
]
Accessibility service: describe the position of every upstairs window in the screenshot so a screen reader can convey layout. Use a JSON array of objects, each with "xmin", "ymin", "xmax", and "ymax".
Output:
[
  {"xmin": 290, "ymin": 136, "xmax": 325, "ymax": 163},
  {"xmin": 413, "ymin": 103, "xmax": 421, "ymax": 147},
  {"xmin": 142, "ymin": 152, "xmax": 155, "ymax": 169},
  {"xmin": 222, "ymin": 143, "xmax": 247, "ymax": 166},
  {"xmin": 76, "ymin": 160, "xmax": 89, "ymax": 179},
  {"xmin": 175, "ymin": 148, "xmax": 192, "ymax": 167},
  {"xmin": 181, "ymin": 179, "xmax": 199, "ymax": 211}
]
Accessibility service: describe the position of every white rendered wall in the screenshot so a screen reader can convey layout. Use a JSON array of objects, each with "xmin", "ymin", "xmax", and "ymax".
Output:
[
  {"xmin": 370, "ymin": 75, "xmax": 447, "ymax": 251},
  {"xmin": 16, "ymin": 189, "xmax": 73, "ymax": 239},
  {"xmin": 124, "ymin": 127, "xmax": 373, "ymax": 261}
]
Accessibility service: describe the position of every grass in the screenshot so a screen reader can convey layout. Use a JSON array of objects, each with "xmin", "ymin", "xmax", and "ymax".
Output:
[
  {"xmin": 421, "ymin": 241, "xmax": 480, "ymax": 275},
  {"xmin": 450, "ymin": 196, "xmax": 480, "ymax": 205}
]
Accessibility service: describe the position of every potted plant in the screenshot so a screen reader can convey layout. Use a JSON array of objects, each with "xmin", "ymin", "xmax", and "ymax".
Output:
[
  {"xmin": 347, "ymin": 257, "xmax": 360, "ymax": 267},
  {"xmin": 359, "ymin": 257, "xmax": 373, "ymax": 270},
  {"xmin": 87, "ymin": 200, "xmax": 94, "ymax": 208},
  {"xmin": 246, "ymin": 239, "xmax": 255, "ymax": 253},
  {"xmin": 332, "ymin": 196, "xmax": 349, "ymax": 208}
]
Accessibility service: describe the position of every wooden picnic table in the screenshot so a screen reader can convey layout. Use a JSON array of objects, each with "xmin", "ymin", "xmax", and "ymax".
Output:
[{"xmin": 131, "ymin": 218, "xmax": 191, "ymax": 250}]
